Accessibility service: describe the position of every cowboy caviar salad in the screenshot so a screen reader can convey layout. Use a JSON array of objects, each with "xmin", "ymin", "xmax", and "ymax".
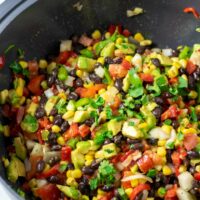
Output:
[{"xmin": 1, "ymin": 25, "xmax": 200, "ymax": 200}]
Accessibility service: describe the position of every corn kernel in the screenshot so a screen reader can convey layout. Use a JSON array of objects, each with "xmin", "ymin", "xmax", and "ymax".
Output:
[
  {"xmin": 58, "ymin": 92, "xmax": 67, "ymax": 100},
  {"xmin": 87, "ymin": 151, "xmax": 95, "ymax": 156},
  {"xmin": 140, "ymin": 40, "xmax": 152, "ymax": 46},
  {"xmin": 157, "ymin": 147, "xmax": 166, "ymax": 157},
  {"xmin": 138, "ymin": 122, "xmax": 148, "ymax": 129},
  {"xmin": 125, "ymin": 188, "xmax": 133, "ymax": 197},
  {"xmin": 92, "ymin": 198, "xmax": 98, "ymax": 200},
  {"xmin": 52, "ymin": 125, "xmax": 61, "ymax": 133},
  {"xmin": 105, "ymin": 32, "xmax": 111, "ymax": 39},
  {"xmin": 158, "ymin": 140, "xmax": 166, "ymax": 147},
  {"xmin": 92, "ymin": 30, "xmax": 101, "ymax": 40},
  {"xmin": 39, "ymin": 59, "xmax": 48, "ymax": 69},
  {"xmin": 82, "ymin": 195, "xmax": 90, "ymax": 200},
  {"xmin": 44, "ymin": 164, "xmax": 50, "ymax": 172},
  {"xmin": 188, "ymin": 90, "xmax": 198, "ymax": 99},
  {"xmin": 57, "ymin": 136, "xmax": 65, "ymax": 145},
  {"xmin": 167, "ymin": 66, "xmax": 178, "ymax": 78},
  {"xmin": 87, "ymin": 46, "xmax": 92, "ymax": 51},
  {"xmin": 85, "ymin": 155, "xmax": 93, "ymax": 161},
  {"xmin": 76, "ymin": 69, "xmax": 83, "ymax": 78},
  {"xmin": 97, "ymin": 57, "xmax": 104, "ymax": 65},
  {"xmin": 97, "ymin": 189, "xmax": 105, "ymax": 195},
  {"xmin": 98, "ymin": 89, "xmax": 106, "ymax": 95},
  {"xmin": 179, "ymin": 59, "xmax": 187, "ymax": 68},
  {"xmin": 162, "ymin": 165, "xmax": 172, "ymax": 175},
  {"xmin": 130, "ymin": 164, "xmax": 138, "ymax": 174},
  {"xmin": 85, "ymin": 160, "xmax": 93, "ymax": 166},
  {"xmin": 72, "ymin": 169, "xmax": 82, "ymax": 179},
  {"xmin": 182, "ymin": 128, "xmax": 197, "ymax": 135},
  {"xmin": 179, "ymin": 165, "xmax": 186, "ymax": 173},
  {"xmin": 66, "ymin": 170, "xmax": 73, "ymax": 178},
  {"xmin": 195, "ymin": 165, "xmax": 200, "ymax": 172},
  {"xmin": 134, "ymin": 33, "xmax": 144, "ymax": 42},
  {"xmin": 62, "ymin": 111, "xmax": 75, "ymax": 120},
  {"xmin": 84, "ymin": 82, "xmax": 94, "ymax": 88},
  {"xmin": 131, "ymin": 179, "xmax": 139, "ymax": 187},
  {"xmin": 125, "ymin": 56, "xmax": 132, "ymax": 63},
  {"xmin": 173, "ymin": 61, "xmax": 181, "ymax": 69},
  {"xmin": 49, "ymin": 116, "xmax": 54, "ymax": 122},
  {"xmin": 19, "ymin": 61, "xmax": 28, "ymax": 69},
  {"xmin": 116, "ymin": 37, "xmax": 123, "ymax": 44},
  {"xmin": 66, "ymin": 177, "xmax": 78, "ymax": 187},
  {"xmin": 161, "ymin": 125, "xmax": 172, "ymax": 135}
]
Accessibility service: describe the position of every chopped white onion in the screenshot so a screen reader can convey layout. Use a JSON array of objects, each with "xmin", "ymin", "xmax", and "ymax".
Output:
[
  {"xmin": 190, "ymin": 50, "xmax": 200, "ymax": 67},
  {"xmin": 162, "ymin": 48, "xmax": 173, "ymax": 57},
  {"xmin": 64, "ymin": 76, "xmax": 75, "ymax": 87},
  {"xmin": 121, "ymin": 173, "xmax": 153, "ymax": 183},
  {"xmin": 131, "ymin": 53, "xmax": 142, "ymax": 68},
  {"xmin": 142, "ymin": 190, "xmax": 149, "ymax": 200},
  {"xmin": 31, "ymin": 143, "xmax": 44, "ymax": 156},
  {"xmin": 37, "ymin": 179, "xmax": 48, "ymax": 188},
  {"xmin": 178, "ymin": 171, "xmax": 194, "ymax": 191},
  {"xmin": 151, "ymin": 48, "xmax": 161, "ymax": 53},
  {"xmin": 43, "ymin": 151, "xmax": 61, "ymax": 163},
  {"xmin": 24, "ymin": 158, "xmax": 31, "ymax": 172},
  {"xmin": 60, "ymin": 40, "xmax": 72, "ymax": 52},
  {"xmin": 166, "ymin": 129, "xmax": 176, "ymax": 148},
  {"xmin": 56, "ymin": 85, "xmax": 63, "ymax": 92},
  {"xmin": 176, "ymin": 188, "xmax": 195, "ymax": 200},
  {"xmin": 44, "ymin": 88, "xmax": 54, "ymax": 98},
  {"xmin": 149, "ymin": 127, "xmax": 170, "ymax": 140},
  {"xmin": 26, "ymin": 140, "xmax": 36, "ymax": 150},
  {"xmin": 94, "ymin": 66, "xmax": 105, "ymax": 78}
]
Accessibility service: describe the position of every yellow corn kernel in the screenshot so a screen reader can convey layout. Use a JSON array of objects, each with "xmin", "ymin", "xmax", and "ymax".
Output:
[
  {"xmin": 97, "ymin": 57, "xmax": 105, "ymax": 65},
  {"xmin": 97, "ymin": 189, "xmax": 106, "ymax": 195},
  {"xmin": 105, "ymin": 32, "xmax": 111, "ymax": 39},
  {"xmin": 125, "ymin": 56, "xmax": 132, "ymax": 63},
  {"xmin": 157, "ymin": 147, "xmax": 166, "ymax": 157},
  {"xmin": 71, "ymin": 169, "xmax": 82, "ymax": 179},
  {"xmin": 66, "ymin": 177, "xmax": 78, "ymax": 187},
  {"xmin": 161, "ymin": 125, "xmax": 172, "ymax": 135},
  {"xmin": 76, "ymin": 69, "xmax": 83, "ymax": 78},
  {"xmin": 130, "ymin": 164, "xmax": 138, "ymax": 174},
  {"xmin": 95, "ymin": 150, "xmax": 104, "ymax": 159},
  {"xmin": 51, "ymin": 125, "xmax": 61, "ymax": 133},
  {"xmin": 179, "ymin": 165, "xmax": 187, "ymax": 173},
  {"xmin": 19, "ymin": 61, "xmax": 28, "ymax": 69},
  {"xmin": 179, "ymin": 59, "xmax": 187, "ymax": 68},
  {"xmin": 92, "ymin": 30, "xmax": 101, "ymax": 40},
  {"xmin": 131, "ymin": 179, "xmax": 139, "ymax": 187},
  {"xmin": 138, "ymin": 122, "xmax": 148, "ymax": 129},
  {"xmin": 39, "ymin": 59, "xmax": 48, "ymax": 69},
  {"xmin": 173, "ymin": 61, "xmax": 181, "ymax": 69},
  {"xmin": 125, "ymin": 188, "xmax": 133, "ymax": 197},
  {"xmin": 82, "ymin": 195, "xmax": 90, "ymax": 200},
  {"xmin": 188, "ymin": 90, "xmax": 198, "ymax": 99},
  {"xmin": 182, "ymin": 128, "xmax": 197, "ymax": 135},
  {"xmin": 84, "ymin": 82, "xmax": 94, "ymax": 88},
  {"xmin": 140, "ymin": 40, "xmax": 152, "ymax": 46},
  {"xmin": 2, "ymin": 157, "xmax": 9, "ymax": 168},
  {"xmin": 196, "ymin": 105, "xmax": 200, "ymax": 114},
  {"xmin": 134, "ymin": 33, "xmax": 144, "ymax": 42},
  {"xmin": 92, "ymin": 198, "xmax": 98, "ymax": 200},
  {"xmin": 85, "ymin": 154, "xmax": 93, "ymax": 161},
  {"xmin": 58, "ymin": 92, "xmax": 67, "ymax": 100},
  {"xmin": 43, "ymin": 164, "xmax": 50, "ymax": 172},
  {"xmin": 66, "ymin": 170, "xmax": 73, "ymax": 178},
  {"xmin": 57, "ymin": 136, "xmax": 65, "ymax": 145},
  {"xmin": 87, "ymin": 151, "xmax": 95, "ymax": 156},
  {"xmin": 3, "ymin": 125, "xmax": 10, "ymax": 137},
  {"xmin": 85, "ymin": 160, "xmax": 93, "ymax": 166},
  {"xmin": 167, "ymin": 66, "xmax": 178, "ymax": 78},
  {"xmin": 195, "ymin": 165, "xmax": 200, "ymax": 172},
  {"xmin": 162, "ymin": 165, "xmax": 172, "ymax": 176},
  {"xmin": 158, "ymin": 140, "xmax": 166, "ymax": 147},
  {"xmin": 98, "ymin": 89, "xmax": 106, "ymax": 95},
  {"xmin": 49, "ymin": 116, "xmax": 54, "ymax": 122},
  {"xmin": 62, "ymin": 111, "xmax": 75, "ymax": 120},
  {"xmin": 116, "ymin": 37, "xmax": 123, "ymax": 44},
  {"xmin": 87, "ymin": 46, "xmax": 93, "ymax": 51}
]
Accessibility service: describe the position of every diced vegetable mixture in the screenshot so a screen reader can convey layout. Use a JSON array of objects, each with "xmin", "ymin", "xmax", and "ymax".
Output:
[{"xmin": 1, "ymin": 25, "xmax": 200, "ymax": 200}]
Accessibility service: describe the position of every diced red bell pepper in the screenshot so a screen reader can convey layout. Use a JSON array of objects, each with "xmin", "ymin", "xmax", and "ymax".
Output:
[
  {"xmin": 130, "ymin": 184, "xmax": 150, "ymax": 200},
  {"xmin": 161, "ymin": 105, "xmax": 179, "ymax": 121},
  {"xmin": 123, "ymin": 29, "xmax": 131, "ymax": 37},
  {"xmin": 164, "ymin": 184, "xmax": 177, "ymax": 200},
  {"xmin": 36, "ymin": 130, "xmax": 44, "ymax": 144},
  {"xmin": 37, "ymin": 164, "xmax": 60, "ymax": 179},
  {"xmin": 57, "ymin": 51, "xmax": 70, "ymax": 64},
  {"xmin": 137, "ymin": 155, "xmax": 154, "ymax": 173},
  {"xmin": 63, "ymin": 123, "xmax": 79, "ymax": 140},
  {"xmin": 171, "ymin": 152, "xmax": 181, "ymax": 167},
  {"xmin": 61, "ymin": 146, "xmax": 71, "ymax": 161},
  {"xmin": 120, "ymin": 150, "xmax": 134, "ymax": 162},
  {"xmin": 194, "ymin": 172, "xmax": 200, "ymax": 181},
  {"xmin": 38, "ymin": 117, "xmax": 51, "ymax": 129},
  {"xmin": 186, "ymin": 60, "xmax": 197, "ymax": 74},
  {"xmin": 0, "ymin": 55, "xmax": 5, "ymax": 69},
  {"xmin": 16, "ymin": 106, "xmax": 25, "ymax": 124},
  {"xmin": 169, "ymin": 77, "xmax": 178, "ymax": 84},
  {"xmin": 139, "ymin": 73, "xmax": 154, "ymax": 83},
  {"xmin": 183, "ymin": 133, "xmax": 198, "ymax": 151},
  {"xmin": 108, "ymin": 24, "xmax": 122, "ymax": 34},
  {"xmin": 27, "ymin": 75, "xmax": 44, "ymax": 95},
  {"xmin": 183, "ymin": 7, "xmax": 200, "ymax": 19},
  {"xmin": 122, "ymin": 59, "xmax": 132, "ymax": 70},
  {"xmin": 79, "ymin": 124, "xmax": 91, "ymax": 138},
  {"xmin": 28, "ymin": 60, "xmax": 39, "ymax": 76}
]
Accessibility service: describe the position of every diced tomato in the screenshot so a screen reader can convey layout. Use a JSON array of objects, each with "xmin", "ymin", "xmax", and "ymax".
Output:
[
  {"xmin": 27, "ymin": 75, "xmax": 44, "ymax": 95},
  {"xmin": 79, "ymin": 35, "xmax": 93, "ymax": 47},
  {"xmin": 161, "ymin": 105, "xmax": 179, "ymax": 121},
  {"xmin": 183, "ymin": 133, "xmax": 198, "ymax": 151},
  {"xmin": 120, "ymin": 150, "xmax": 134, "ymax": 162},
  {"xmin": 194, "ymin": 172, "xmax": 200, "ymax": 181},
  {"xmin": 32, "ymin": 96, "xmax": 39, "ymax": 103},
  {"xmin": 122, "ymin": 181, "xmax": 132, "ymax": 189},
  {"xmin": 36, "ymin": 130, "xmax": 44, "ymax": 144},
  {"xmin": 110, "ymin": 96, "xmax": 121, "ymax": 111},
  {"xmin": 23, "ymin": 87, "xmax": 29, "ymax": 97},
  {"xmin": 139, "ymin": 73, "xmax": 154, "ymax": 83},
  {"xmin": 137, "ymin": 155, "xmax": 154, "ymax": 173},
  {"xmin": 109, "ymin": 64, "xmax": 128, "ymax": 78},
  {"xmin": 28, "ymin": 60, "xmax": 39, "ymax": 77},
  {"xmin": 35, "ymin": 184, "xmax": 61, "ymax": 200},
  {"xmin": 165, "ymin": 185, "xmax": 177, "ymax": 200},
  {"xmin": 111, "ymin": 154, "xmax": 122, "ymax": 164},
  {"xmin": 38, "ymin": 117, "xmax": 51, "ymax": 129},
  {"xmin": 186, "ymin": 60, "xmax": 197, "ymax": 74},
  {"xmin": 183, "ymin": 7, "xmax": 200, "ymax": 19},
  {"xmin": 37, "ymin": 164, "xmax": 59, "ymax": 179},
  {"xmin": 122, "ymin": 59, "xmax": 132, "ymax": 70},
  {"xmin": 169, "ymin": 77, "xmax": 178, "ymax": 84},
  {"xmin": 130, "ymin": 184, "xmax": 150, "ymax": 200},
  {"xmin": 100, "ymin": 192, "xmax": 114, "ymax": 200},
  {"xmin": 66, "ymin": 123, "xmax": 79, "ymax": 138},
  {"xmin": 171, "ymin": 152, "xmax": 181, "ymax": 168},
  {"xmin": 0, "ymin": 55, "xmax": 5, "ymax": 69},
  {"xmin": 123, "ymin": 29, "xmax": 131, "ymax": 37},
  {"xmin": 57, "ymin": 51, "xmax": 70, "ymax": 64},
  {"xmin": 16, "ymin": 106, "xmax": 25, "ymax": 124},
  {"xmin": 61, "ymin": 146, "xmax": 71, "ymax": 161},
  {"xmin": 79, "ymin": 124, "xmax": 90, "ymax": 138}
]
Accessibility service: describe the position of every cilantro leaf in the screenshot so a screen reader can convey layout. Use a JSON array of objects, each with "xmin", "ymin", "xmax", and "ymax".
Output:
[
  {"xmin": 166, "ymin": 141, "xmax": 175, "ymax": 149},
  {"xmin": 177, "ymin": 132, "xmax": 184, "ymax": 141},
  {"xmin": 91, "ymin": 96, "xmax": 105, "ymax": 108},
  {"xmin": 190, "ymin": 107, "xmax": 198, "ymax": 122},
  {"xmin": 94, "ymin": 130, "xmax": 112, "ymax": 145},
  {"xmin": 164, "ymin": 119, "xmax": 172, "ymax": 125},
  {"xmin": 105, "ymin": 106, "xmax": 113, "ymax": 119},
  {"xmin": 129, "ymin": 68, "xmax": 142, "ymax": 87},
  {"xmin": 129, "ymin": 86, "xmax": 144, "ymax": 98},
  {"xmin": 89, "ymin": 178, "xmax": 99, "ymax": 190},
  {"xmin": 90, "ymin": 110, "xmax": 99, "ymax": 125}
]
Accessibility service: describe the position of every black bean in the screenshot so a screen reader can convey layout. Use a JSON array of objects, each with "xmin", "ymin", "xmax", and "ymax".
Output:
[
  {"xmin": 51, "ymin": 145, "xmax": 62, "ymax": 151},
  {"xmin": 105, "ymin": 57, "xmax": 114, "ymax": 65},
  {"xmin": 162, "ymin": 92, "xmax": 173, "ymax": 98},
  {"xmin": 48, "ymin": 132, "xmax": 57, "ymax": 145},
  {"xmin": 113, "ymin": 57, "xmax": 123, "ymax": 64},
  {"xmin": 53, "ymin": 115, "xmax": 63, "ymax": 126},
  {"xmin": 136, "ymin": 46, "xmax": 146, "ymax": 54},
  {"xmin": 189, "ymin": 166, "xmax": 196, "ymax": 174},
  {"xmin": 172, "ymin": 49, "xmax": 180, "ymax": 57},
  {"xmin": 188, "ymin": 75, "xmax": 196, "ymax": 89},
  {"xmin": 114, "ymin": 78, "xmax": 123, "ymax": 91},
  {"xmin": 130, "ymin": 143, "xmax": 144, "ymax": 151},
  {"xmin": 152, "ymin": 106, "xmax": 163, "ymax": 119},
  {"xmin": 89, "ymin": 73, "xmax": 102, "ymax": 84},
  {"xmin": 68, "ymin": 92, "xmax": 79, "ymax": 101},
  {"xmin": 91, "ymin": 160, "xmax": 100, "ymax": 170},
  {"xmin": 35, "ymin": 107, "xmax": 46, "ymax": 119},
  {"xmin": 179, "ymin": 68, "xmax": 186, "ymax": 75},
  {"xmin": 78, "ymin": 182, "xmax": 90, "ymax": 194},
  {"xmin": 85, "ymin": 118, "xmax": 95, "ymax": 126},
  {"xmin": 67, "ymin": 163, "xmax": 74, "ymax": 170},
  {"xmin": 40, "ymin": 95, "xmax": 47, "ymax": 107},
  {"xmin": 102, "ymin": 185, "xmax": 114, "ymax": 192},
  {"xmin": 60, "ymin": 121, "xmax": 69, "ymax": 133},
  {"xmin": 171, "ymin": 120, "xmax": 179, "ymax": 129},
  {"xmin": 50, "ymin": 108, "xmax": 58, "ymax": 116},
  {"xmin": 48, "ymin": 156, "xmax": 60, "ymax": 166},
  {"xmin": 151, "ymin": 58, "xmax": 161, "ymax": 67},
  {"xmin": 82, "ymin": 176, "xmax": 89, "ymax": 184},
  {"xmin": 193, "ymin": 71, "xmax": 200, "ymax": 81},
  {"xmin": 147, "ymin": 138, "xmax": 158, "ymax": 146},
  {"xmin": 74, "ymin": 78, "xmax": 84, "ymax": 88},
  {"xmin": 113, "ymin": 134, "xmax": 123, "ymax": 145},
  {"xmin": 82, "ymin": 166, "xmax": 94, "ymax": 175},
  {"xmin": 154, "ymin": 97, "xmax": 164, "ymax": 105},
  {"xmin": 134, "ymin": 104, "xmax": 142, "ymax": 112},
  {"xmin": 104, "ymin": 138, "xmax": 112, "ymax": 145},
  {"xmin": 52, "ymin": 68, "xmax": 58, "ymax": 78},
  {"xmin": 94, "ymin": 62, "xmax": 103, "ymax": 68},
  {"xmin": 69, "ymin": 69, "xmax": 77, "ymax": 77},
  {"xmin": 127, "ymin": 138, "xmax": 141, "ymax": 144},
  {"xmin": 166, "ymin": 149, "xmax": 173, "ymax": 163},
  {"xmin": 36, "ymin": 160, "xmax": 45, "ymax": 173},
  {"xmin": 187, "ymin": 151, "xmax": 199, "ymax": 159},
  {"xmin": 48, "ymin": 175, "xmax": 59, "ymax": 183},
  {"xmin": 47, "ymin": 75, "xmax": 55, "ymax": 87}
]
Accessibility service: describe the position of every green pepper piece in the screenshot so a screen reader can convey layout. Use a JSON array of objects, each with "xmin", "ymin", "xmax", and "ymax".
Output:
[
  {"xmin": 179, "ymin": 46, "xmax": 192, "ymax": 59},
  {"xmin": 80, "ymin": 49, "xmax": 94, "ymax": 58},
  {"xmin": 58, "ymin": 66, "xmax": 68, "ymax": 81},
  {"xmin": 75, "ymin": 98, "xmax": 90, "ymax": 108}
]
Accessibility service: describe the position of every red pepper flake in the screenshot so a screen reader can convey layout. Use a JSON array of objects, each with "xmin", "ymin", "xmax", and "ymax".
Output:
[{"xmin": 183, "ymin": 7, "xmax": 200, "ymax": 19}]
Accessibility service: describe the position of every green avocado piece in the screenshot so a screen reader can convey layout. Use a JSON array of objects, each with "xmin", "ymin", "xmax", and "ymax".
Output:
[
  {"xmin": 140, "ymin": 106, "xmax": 156, "ymax": 129},
  {"xmin": 76, "ymin": 141, "xmax": 91, "ymax": 154},
  {"xmin": 20, "ymin": 114, "xmax": 39, "ymax": 133},
  {"xmin": 122, "ymin": 73, "xmax": 130, "ymax": 92},
  {"xmin": 57, "ymin": 185, "xmax": 80, "ymax": 200},
  {"xmin": 77, "ymin": 56, "xmax": 96, "ymax": 72},
  {"xmin": 107, "ymin": 119, "xmax": 123, "ymax": 136},
  {"xmin": 71, "ymin": 150, "xmax": 85, "ymax": 169},
  {"xmin": 88, "ymin": 140, "xmax": 100, "ymax": 151},
  {"xmin": 102, "ymin": 143, "xmax": 118, "ymax": 159},
  {"xmin": 151, "ymin": 54, "xmax": 173, "ymax": 66},
  {"xmin": 14, "ymin": 137, "xmax": 27, "ymax": 161},
  {"xmin": 75, "ymin": 98, "xmax": 90, "ymax": 108},
  {"xmin": 0, "ymin": 89, "xmax": 8, "ymax": 104},
  {"xmin": 100, "ymin": 42, "xmax": 115, "ymax": 58},
  {"xmin": 67, "ymin": 100, "xmax": 76, "ymax": 111},
  {"xmin": 115, "ymin": 43, "xmax": 136, "ymax": 55},
  {"xmin": 7, "ymin": 156, "xmax": 25, "ymax": 183},
  {"xmin": 44, "ymin": 96, "xmax": 59, "ymax": 116},
  {"xmin": 73, "ymin": 110, "xmax": 90, "ymax": 123}
]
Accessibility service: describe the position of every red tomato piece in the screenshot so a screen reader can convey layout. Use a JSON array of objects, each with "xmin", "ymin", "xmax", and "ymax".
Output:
[
  {"xmin": 79, "ymin": 124, "xmax": 91, "ymax": 138},
  {"xmin": 194, "ymin": 172, "xmax": 200, "ymax": 181},
  {"xmin": 161, "ymin": 105, "xmax": 179, "ymax": 121},
  {"xmin": 122, "ymin": 59, "xmax": 132, "ymax": 70},
  {"xmin": 0, "ymin": 55, "xmax": 5, "ymax": 69},
  {"xmin": 61, "ymin": 146, "xmax": 71, "ymax": 161},
  {"xmin": 37, "ymin": 164, "xmax": 60, "ymax": 179},
  {"xmin": 183, "ymin": 133, "xmax": 198, "ymax": 151},
  {"xmin": 27, "ymin": 75, "xmax": 44, "ymax": 95},
  {"xmin": 186, "ymin": 60, "xmax": 197, "ymax": 75},
  {"xmin": 69, "ymin": 123, "xmax": 79, "ymax": 137},
  {"xmin": 108, "ymin": 25, "xmax": 122, "ymax": 34},
  {"xmin": 137, "ymin": 155, "xmax": 154, "ymax": 173},
  {"xmin": 130, "ymin": 184, "xmax": 150, "ymax": 200},
  {"xmin": 139, "ymin": 73, "xmax": 154, "ymax": 83},
  {"xmin": 171, "ymin": 152, "xmax": 181, "ymax": 167},
  {"xmin": 57, "ymin": 51, "xmax": 70, "ymax": 64},
  {"xmin": 28, "ymin": 60, "xmax": 39, "ymax": 76},
  {"xmin": 123, "ymin": 29, "xmax": 131, "ymax": 37},
  {"xmin": 165, "ymin": 184, "xmax": 177, "ymax": 200},
  {"xmin": 38, "ymin": 117, "xmax": 51, "ymax": 129},
  {"xmin": 109, "ymin": 64, "xmax": 128, "ymax": 78}
]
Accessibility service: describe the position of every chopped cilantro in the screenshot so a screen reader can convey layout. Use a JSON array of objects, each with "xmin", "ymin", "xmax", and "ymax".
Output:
[
  {"xmin": 91, "ymin": 96, "xmax": 105, "ymax": 108},
  {"xmin": 105, "ymin": 106, "xmax": 113, "ymax": 119},
  {"xmin": 94, "ymin": 130, "xmax": 112, "ymax": 145},
  {"xmin": 129, "ymin": 86, "xmax": 144, "ymax": 98},
  {"xmin": 177, "ymin": 132, "xmax": 184, "ymax": 141},
  {"xmin": 166, "ymin": 141, "xmax": 175, "ymax": 149},
  {"xmin": 190, "ymin": 107, "xmax": 198, "ymax": 122},
  {"xmin": 117, "ymin": 188, "xmax": 128, "ymax": 200},
  {"xmin": 90, "ymin": 110, "xmax": 99, "ymax": 125},
  {"xmin": 128, "ymin": 121, "xmax": 135, "ymax": 126},
  {"xmin": 169, "ymin": 87, "xmax": 178, "ymax": 95},
  {"xmin": 164, "ymin": 119, "xmax": 172, "ymax": 125},
  {"xmin": 89, "ymin": 178, "xmax": 99, "ymax": 190}
]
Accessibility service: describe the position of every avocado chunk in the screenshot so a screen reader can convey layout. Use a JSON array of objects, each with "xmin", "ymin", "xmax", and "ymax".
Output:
[
  {"xmin": 27, "ymin": 102, "xmax": 38, "ymax": 116},
  {"xmin": 20, "ymin": 114, "xmax": 39, "ymax": 133},
  {"xmin": 44, "ymin": 96, "xmax": 59, "ymax": 116},
  {"xmin": 122, "ymin": 121, "xmax": 143, "ymax": 139},
  {"xmin": 150, "ymin": 53, "xmax": 173, "ymax": 66},
  {"xmin": 7, "ymin": 156, "xmax": 25, "ymax": 183},
  {"xmin": 14, "ymin": 137, "xmax": 27, "ymax": 161},
  {"xmin": 67, "ymin": 100, "xmax": 76, "ymax": 111},
  {"xmin": 107, "ymin": 119, "xmax": 123, "ymax": 136},
  {"xmin": 115, "ymin": 43, "xmax": 136, "ymax": 55},
  {"xmin": 122, "ymin": 73, "xmax": 130, "ymax": 92},
  {"xmin": 77, "ymin": 56, "xmax": 96, "ymax": 72},
  {"xmin": 0, "ymin": 89, "xmax": 8, "ymax": 104},
  {"xmin": 88, "ymin": 140, "xmax": 100, "ymax": 151},
  {"xmin": 57, "ymin": 185, "xmax": 80, "ymax": 200},
  {"xmin": 71, "ymin": 149, "xmax": 85, "ymax": 169},
  {"xmin": 73, "ymin": 110, "xmax": 90, "ymax": 123},
  {"xmin": 76, "ymin": 141, "xmax": 91, "ymax": 154},
  {"xmin": 75, "ymin": 98, "xmax": 90, "ymax": 108},
  {"xmin": 102, "ymin": 143, "xmax": 118, "ymax": 158},
  {"xmin": 100, "ymin": 42, "xmax": 115, "ymax": 57}
]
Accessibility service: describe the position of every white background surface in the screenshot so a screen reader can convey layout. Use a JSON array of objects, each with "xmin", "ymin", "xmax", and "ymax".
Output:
[{"xmin": 0, "ymin": 184, "xmax": 12, "ymax": 200}]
